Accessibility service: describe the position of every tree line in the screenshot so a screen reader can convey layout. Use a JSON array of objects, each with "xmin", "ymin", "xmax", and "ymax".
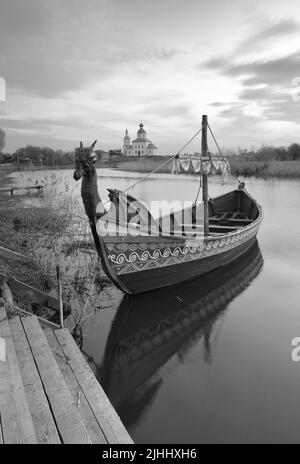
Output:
[
  {"xmin": 228, "ymin": 143, "xmax": 300, "ymax": 161},
  {"xmin": 0, "ymin": 143, "xmax": 75, "ymax": 166},
  {"xmin": 1, "ymin": 126, "xmax": 300, "ymax": 164}
]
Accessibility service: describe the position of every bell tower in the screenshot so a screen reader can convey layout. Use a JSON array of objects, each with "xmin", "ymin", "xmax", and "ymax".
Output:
[{"xmin": 123, "ymin": 129, "xmax": 131, "ymax": 155}]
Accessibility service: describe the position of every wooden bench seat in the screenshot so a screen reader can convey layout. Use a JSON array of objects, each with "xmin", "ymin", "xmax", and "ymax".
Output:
[
  {"xmin": 210, "ymin": 218, "xmax": 252, "ymax": 226},
  {"xmin": 209, "ymin": 211, "xmax": 252, "ymax": 226},
  {"xmin": 209, "ymin": 224, "xmax": 240, "ymax": 231}
]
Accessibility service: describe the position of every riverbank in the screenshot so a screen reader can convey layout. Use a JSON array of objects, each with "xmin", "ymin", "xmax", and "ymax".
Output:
[
  {"xmin": 114, "ymin": 158, "xmax": 300, "ymax": 178},
  {"xmin": 229, "ymin": 159, "xmax": 300, "ymax": 178},
  {"xmin": 3, "ymin": 157, "xmax": 300, "ymax": 178},
  {"xmin": 0, "ymin": 170, "xmax": 113, "ymax": 335},
  {"xmin": 0, "ymin": 166, "xmax": 14, "ymax": 187}
]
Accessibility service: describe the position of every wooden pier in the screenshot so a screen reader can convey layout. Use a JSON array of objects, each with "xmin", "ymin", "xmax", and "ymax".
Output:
[
  {"xmin": 0, "ymin": 307, "xmax": 133, "ymax": 444},
  {"xmin": 0, "ymin": 185, "xmax": 44, "ymax": 196}
]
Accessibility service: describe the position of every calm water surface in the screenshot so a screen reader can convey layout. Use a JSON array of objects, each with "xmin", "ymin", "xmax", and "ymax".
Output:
[{"xmin": 12, "ymin": 169, "xmax": 300, "ymax": 443}]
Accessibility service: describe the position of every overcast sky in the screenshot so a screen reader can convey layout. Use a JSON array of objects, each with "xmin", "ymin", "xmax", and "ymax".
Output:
[{"xmin": 1, "ymin": 0, "xmax": 300, "ymax": 154}]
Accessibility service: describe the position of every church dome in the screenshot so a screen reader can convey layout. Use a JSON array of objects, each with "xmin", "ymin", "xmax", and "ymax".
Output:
[
  {"xmin": 147, "ymin": 143, "xmax": 157, "ymax": 149},
  {"xmin": 137, "ymin": 122, "xmax": 146, "ymax": 134}
]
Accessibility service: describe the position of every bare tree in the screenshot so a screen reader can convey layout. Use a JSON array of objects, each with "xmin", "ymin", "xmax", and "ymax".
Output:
[{"xmin": 0, "ymin": 128, "xmax": 5, "ymax": 152}]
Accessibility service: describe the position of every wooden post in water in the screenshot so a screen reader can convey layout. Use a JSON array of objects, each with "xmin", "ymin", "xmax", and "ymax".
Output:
[
  {"xmin": 56, "ymin": 265, "xmax": 64, "ymax": 329},
  {"xmin": 201, "ymin": 115, "xmax": 209, "ymax": 236}
]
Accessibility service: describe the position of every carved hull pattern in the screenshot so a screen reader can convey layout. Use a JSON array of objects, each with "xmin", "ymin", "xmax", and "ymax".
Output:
[{"xmin": 106, "ymin": 220, "xmax": 261, "ymax": 274}]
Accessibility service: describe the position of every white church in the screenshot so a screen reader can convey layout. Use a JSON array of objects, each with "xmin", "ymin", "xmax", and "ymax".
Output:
[{"xmin": 123, "ymin": 122, "xmax": 158, "ymax": 156}]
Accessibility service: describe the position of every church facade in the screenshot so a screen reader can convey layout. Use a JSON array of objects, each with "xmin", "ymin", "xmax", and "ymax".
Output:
[{"xmin": 123, "ymin": 123, "xmax": 158, "ymax": 156}]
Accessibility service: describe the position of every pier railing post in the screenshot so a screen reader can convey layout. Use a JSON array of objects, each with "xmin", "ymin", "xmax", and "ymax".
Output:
[{"xmin": 56, "ymin": 265, "xmax": 64, "ymax": 329}]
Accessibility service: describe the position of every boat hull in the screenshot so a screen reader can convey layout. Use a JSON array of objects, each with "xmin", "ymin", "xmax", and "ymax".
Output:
[
  {"xmin": 119, "ymin": 235, "xmax": 257, "ymax": 293},
  {"xmin": 97, "ymin": 188, "xmax": 263, "ymax": 294}
]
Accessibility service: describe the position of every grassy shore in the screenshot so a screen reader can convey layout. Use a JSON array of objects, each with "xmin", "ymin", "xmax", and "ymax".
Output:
[
  {"xmin": 4, "ymin": 156, "xmax": 300, "ymax": 178},
  {"xmin": 0, "ymin": 166, "xmax": 15, "ymax": 187},
  {"xmin": 115, "ymin": 157, "xmax": 300, "ymax": 178},
  {"xmin": 0, "ymin": 169, "xmax": 114, "ymax": 332},
  {"xmin": 228, "ymin": 159, "xmax": 300, "ymax": 178}
]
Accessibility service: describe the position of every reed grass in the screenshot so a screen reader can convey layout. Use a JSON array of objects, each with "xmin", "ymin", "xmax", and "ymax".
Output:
[
  {"xmin": 0, "ymin": 170, "xmax": 114, "ymax": 335},
  {"xmin": 229, "ymin": 159, "xmax": 300, "ymax": 177},
  {"xmin": 118, "ymin": 157, "xmax": 172, "ymax": 174},
  {"xmin": 117, "ymin": 157, "xmax": 300, "ymax": 178}
]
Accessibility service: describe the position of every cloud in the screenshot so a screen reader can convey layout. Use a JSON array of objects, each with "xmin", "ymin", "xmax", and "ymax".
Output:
[
  {"xmin": 2, "ymin": 2, "xmax": 300, "ymax": 152},
  {"xmin": 0, "ymin": 116, "xmax": 98, "ymax": 130},
  {"xmin": 201, "ymin": 57, "xmax": 227, "ymax": 71},
  {"xmin": 202, "ymin": 50, "xmax": 300, "ymax": 88},
  {"xmin": 204, "ymin": 54, "xmax": 300, "ymax": 126},
  {"xmin": 0, "ymin": 1, "xmax": 180, "ymax": 98},
  {"xmin": 257, "ymin": 96, "xmax": 300, "ymax": 124},
  {"xmin": 229, "ymin": 52, "xmax": 300, "ymax": 87},
  {"xmin": 238, "ymin": 18, "xmax": 300, "ymax": 52},
  {"xmin": 142, "ymin": 100, "xmax": 192, "ymax": 118},
  {"xmin": 201, "ymin": 17, "xmax": 300, "ymax": 89},
  {"xmin": 238, "ymin": 87, "xmax": 274, "ymax": 101}
]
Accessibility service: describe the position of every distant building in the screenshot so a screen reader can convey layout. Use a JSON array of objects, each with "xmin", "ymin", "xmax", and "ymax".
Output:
[
  {"xmin": 109, "ymin": 149, "xmax": 122, "ymax": 158},
  {"xmin": 123, "ymin": 122, "xmax": 158, "ymax": 156},
  {"xmin": 94, "ymin": 149, "xmax": 109, "ymax": 161}
]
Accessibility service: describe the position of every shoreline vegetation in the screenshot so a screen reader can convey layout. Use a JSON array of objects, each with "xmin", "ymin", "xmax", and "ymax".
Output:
[
  {"xmin": 111, "ymin": 157, "xmax": 300, "ymax": 178},
  {"xmin": 0, "ymin": 168, "xmax": 114, "ymax": 334},
  {"xmin": 2, "ymin": 157, "xmax": 300, "ymax": 179},
  {"xmin": 2, "ymin": 140, "xmax": 300, "ymax": 179}
]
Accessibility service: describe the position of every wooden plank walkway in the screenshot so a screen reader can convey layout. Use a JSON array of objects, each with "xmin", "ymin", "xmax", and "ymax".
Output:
[
  {"xmin": 0, "ymin": 185, "xmax": 43, "ymax": 196},
  {"xmin": 0, "ymin": 307, "xmax": 133, "ymax": 444}
]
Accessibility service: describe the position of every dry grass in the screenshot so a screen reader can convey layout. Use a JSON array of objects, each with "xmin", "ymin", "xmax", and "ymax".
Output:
[
  {"xmin": 266, "ymin": 160, "xmax": 300, "ymax": 176},
  {"xmin": 0, "ymin": 170, "xmax": 115, "ymax": 334},
  {"xmin": 117, "ymin": 157, "xmax": 171, "ymax": 174},
  {"xmin": 117, "ymin": 157, "xmax": 300, "ymax": 178},
  {"xmin": 229, "ymin": 159, "xmax": 300, "ymax": 177}
]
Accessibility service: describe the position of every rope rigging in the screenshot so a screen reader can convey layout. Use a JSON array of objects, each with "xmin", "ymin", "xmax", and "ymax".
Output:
[
  {"xmin": 207, "ymin": 122, "xmax": 245, "ymax": 188},
  {"xmin": 123, "ymin": 126, "xmax": 203, "ymax": 193},
  {"xmin": 122, "ymin": 119, "xmax": 246, "ymax": 199}
]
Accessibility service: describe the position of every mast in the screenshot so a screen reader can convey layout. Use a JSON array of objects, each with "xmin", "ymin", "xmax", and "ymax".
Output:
[{"xmin": 201, "ymin": 115, "xmax": 209, "ymax": 236}]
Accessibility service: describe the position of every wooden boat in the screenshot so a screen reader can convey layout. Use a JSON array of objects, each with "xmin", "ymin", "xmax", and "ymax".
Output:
[
  {"xmin": 97, "ymin": 241, "xmax": 263, "ymax": 420},
  {"xmin": 74, "ymin": 116, "xmax": 263, "ymax": 294}
]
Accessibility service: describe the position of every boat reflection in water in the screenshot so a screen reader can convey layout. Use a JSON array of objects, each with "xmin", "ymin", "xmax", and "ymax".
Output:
[{"xmin": 99, "ymin": 241, "xmax": 263, "ymax": 428}]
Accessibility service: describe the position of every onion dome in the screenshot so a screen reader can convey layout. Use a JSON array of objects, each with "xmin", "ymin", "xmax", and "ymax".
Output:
[{"xmin": 137, "ymin": 122, "xmax": 146, "ymax": 134}]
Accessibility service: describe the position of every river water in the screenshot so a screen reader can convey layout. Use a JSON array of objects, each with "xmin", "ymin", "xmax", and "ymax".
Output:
[{"xmin": 11, "ymin": 169, "xmax": 300, "ymax": 443}]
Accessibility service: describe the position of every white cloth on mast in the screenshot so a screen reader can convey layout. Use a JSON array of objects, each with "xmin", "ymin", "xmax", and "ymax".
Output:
[
  {"xmin": 180, "ymin": 158, "xmax": 191, "ymax": 172},
  {"xmin": 170, "ymin": 154, "xmax": 231, "ymax": 183},
  {"xmin": 220, "ymin": 159, "xmax": 231, "ymax": 184},
  {"xmin": 171, "ymin": 157, "xmax": 181, "ymax": 174},
  {"xmin": 210, "ymin": 159, "xmax": 220, "ymax": 175},
  {"xmin": 200, "ymin": 160, "xmax": 212, "ymax": 175},
  {"xmin": 191, "ymin": 159, "xmax": 201, "ymax": 172}
]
